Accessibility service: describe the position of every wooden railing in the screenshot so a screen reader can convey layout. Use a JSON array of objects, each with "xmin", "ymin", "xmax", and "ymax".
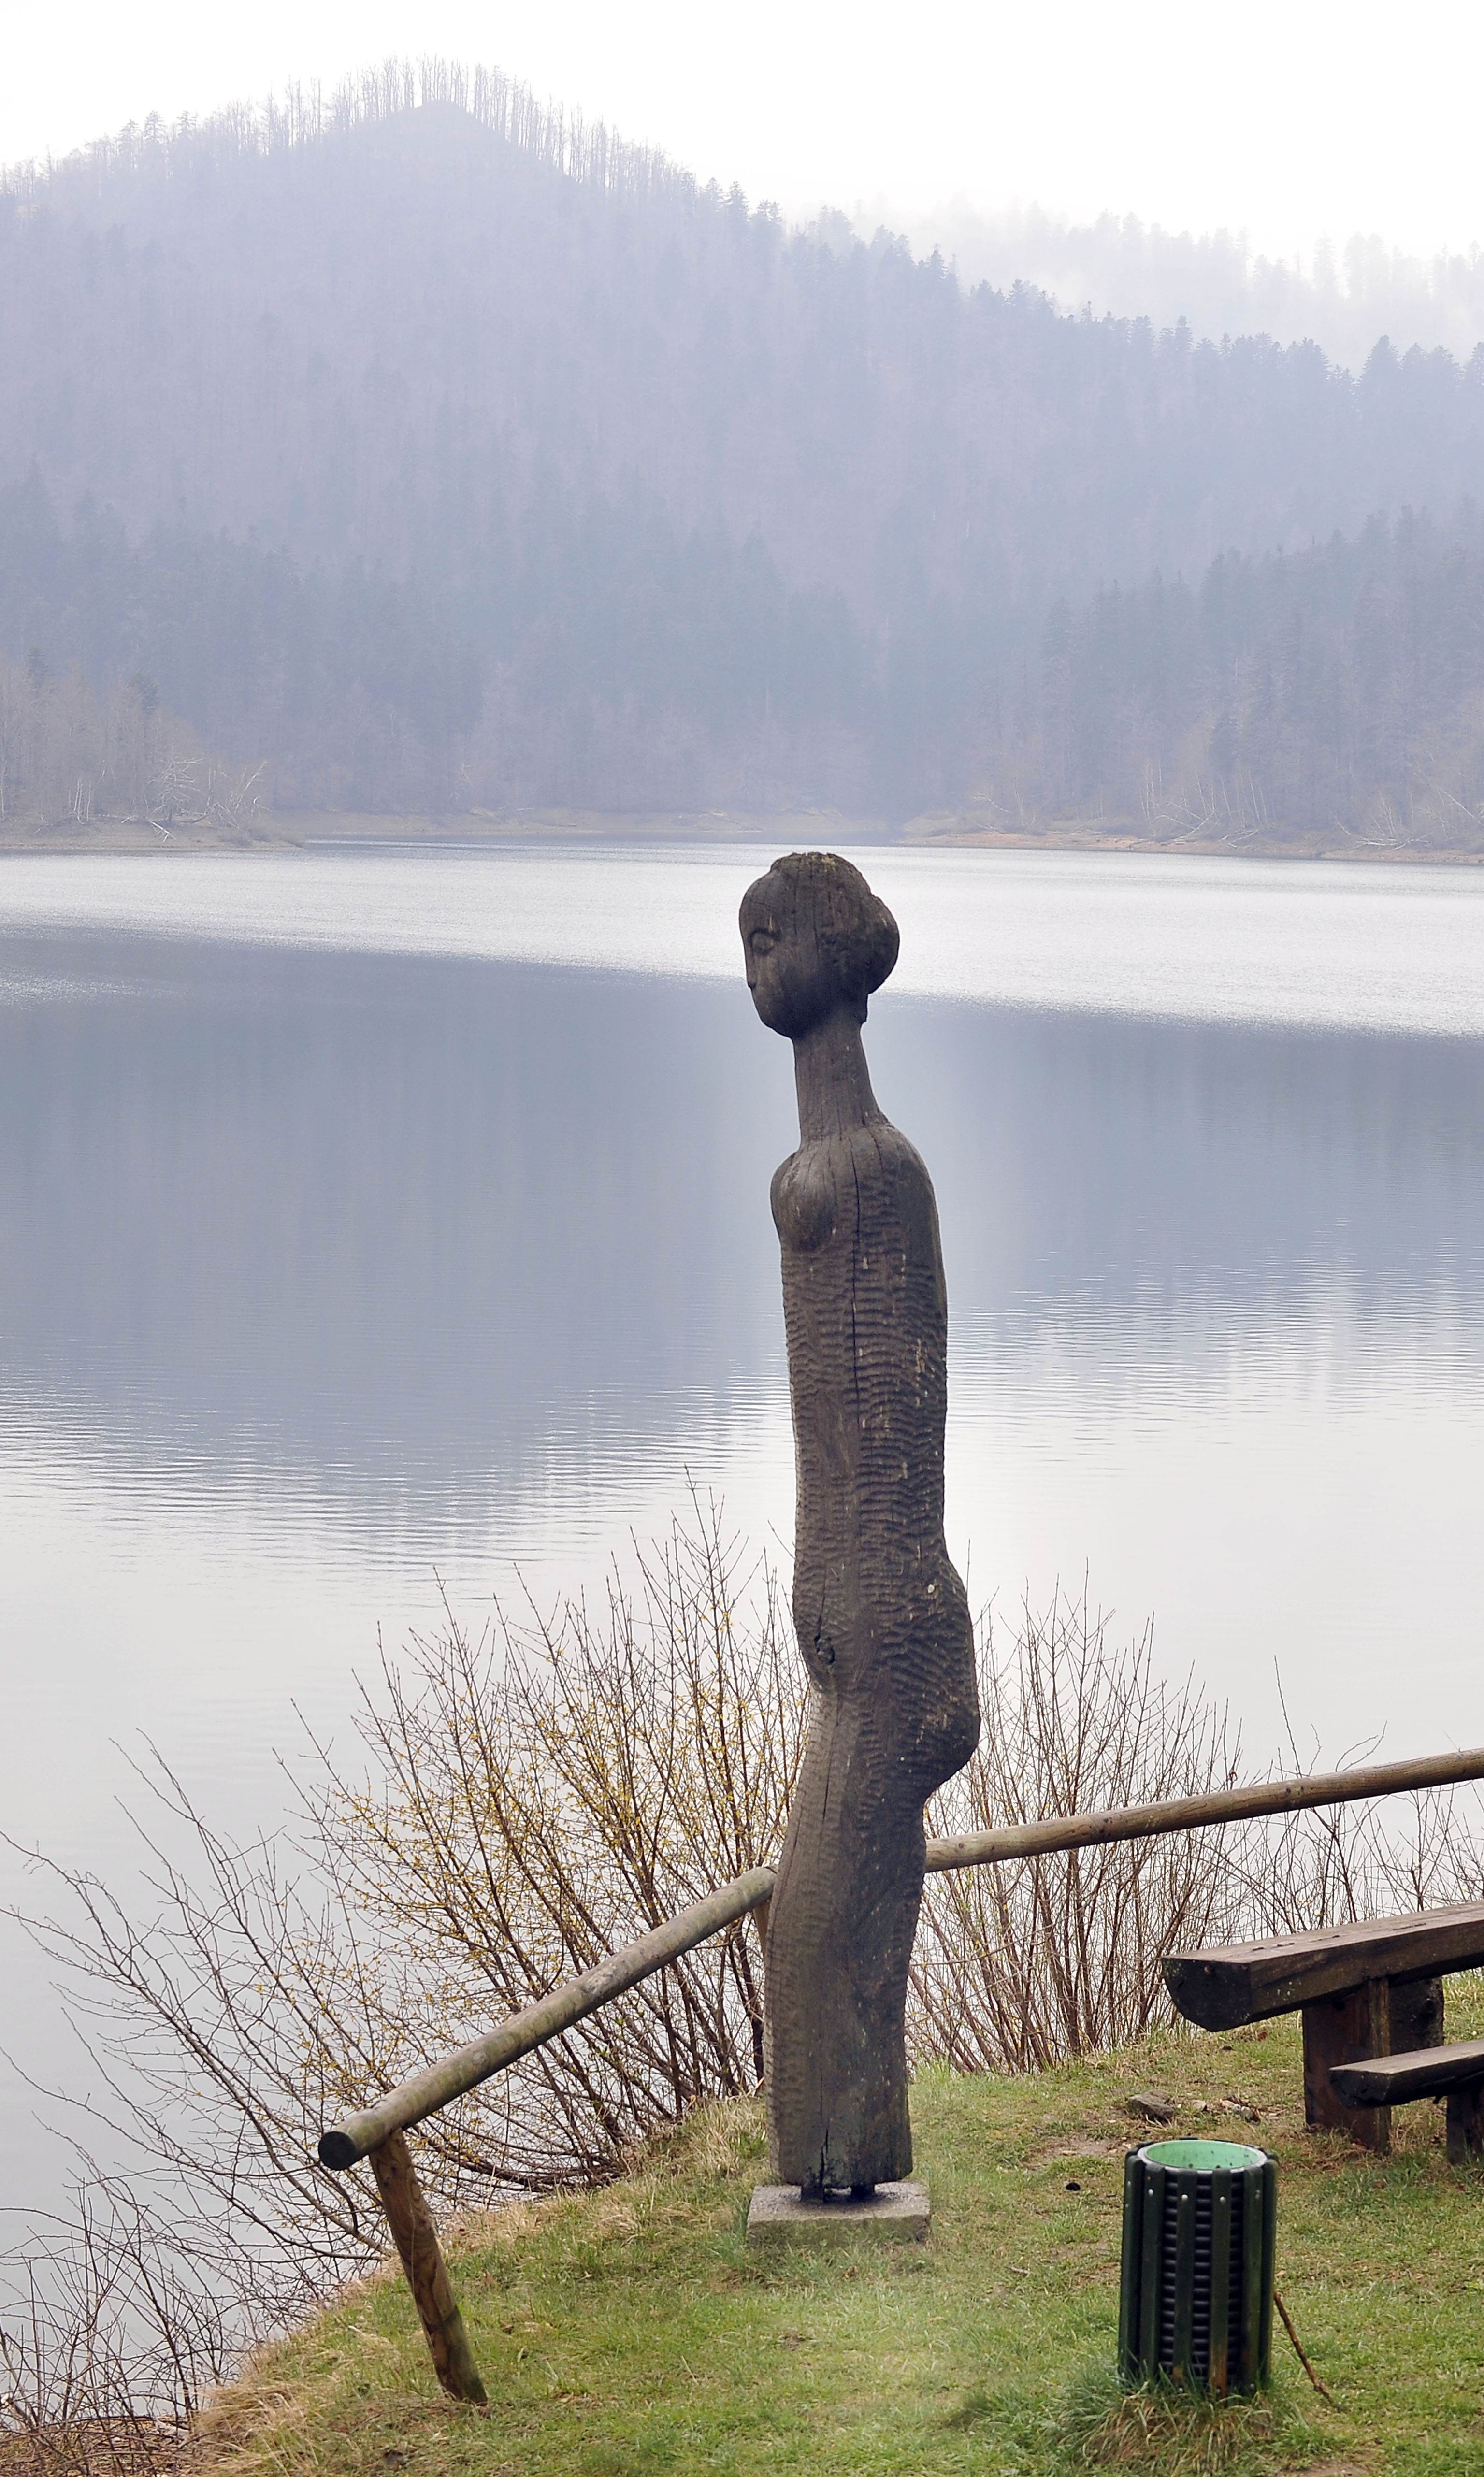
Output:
[{"xmin": 318, "ymin": 1743, "xmax": 1484, "ymax": 2400}]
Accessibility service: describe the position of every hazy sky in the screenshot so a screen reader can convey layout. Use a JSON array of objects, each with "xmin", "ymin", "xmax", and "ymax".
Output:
[{"xmin": 3, "ymin": 0, "xmax": 1481, "ymax": 264}]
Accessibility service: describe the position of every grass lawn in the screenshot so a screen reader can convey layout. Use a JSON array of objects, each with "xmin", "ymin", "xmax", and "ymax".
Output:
[{"xmin": 200, "ymin": 1998, "xmax": 1484, "ymax": 2477}]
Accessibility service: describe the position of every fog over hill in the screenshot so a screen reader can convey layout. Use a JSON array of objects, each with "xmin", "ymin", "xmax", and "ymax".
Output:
[
  {"xmin": 3, "ymin": 58, "xmax": 1484, "ymax": 842},
  {"xmin": 887, "ymin": 204, "xmax": 1484, "ymax": 372}
]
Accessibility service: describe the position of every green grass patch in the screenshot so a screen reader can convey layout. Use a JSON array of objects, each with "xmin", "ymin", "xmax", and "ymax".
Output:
[{"xmin": 199, "ymin": 1999, "xmax": 1484, "ymax": 2477}]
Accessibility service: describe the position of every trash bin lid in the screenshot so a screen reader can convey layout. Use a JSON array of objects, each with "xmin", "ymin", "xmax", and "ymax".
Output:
[{"xmin": 1136, "ymin": 2139, "xmax": 1268, "ymax": 2171}]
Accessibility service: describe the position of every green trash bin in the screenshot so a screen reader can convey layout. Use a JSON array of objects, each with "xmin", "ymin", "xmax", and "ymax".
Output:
[{"xmin": 1118, "ymin": 2139, "xmax": 1276, "ymax": 2396}]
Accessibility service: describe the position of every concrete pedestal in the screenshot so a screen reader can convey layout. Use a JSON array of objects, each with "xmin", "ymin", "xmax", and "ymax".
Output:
[{"xmin": 745, "ymin": 2179, "xmax": 929, "ymax": 2248}]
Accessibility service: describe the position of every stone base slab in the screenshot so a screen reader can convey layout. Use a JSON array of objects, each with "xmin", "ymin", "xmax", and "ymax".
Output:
[{"xmin": 745, "ymin": 2179, "xmax": 929, "ymax": 2247}]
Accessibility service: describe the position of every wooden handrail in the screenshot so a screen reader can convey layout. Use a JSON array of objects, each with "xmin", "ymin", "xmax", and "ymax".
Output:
[
  {"xmin": 920, "ymin": 1743, "xmax": 1484, "ymax": 1873},
  {"xmin": 319, "ymin": 1741, "xmax": 1484, "ymax": 2405},
  {"xmin": 318, "ymin": 1866, "xmax": 777, "ymax": 2169},
  {"xmin": 321, "ymin": 1744, "xmax": 1484, "ymax": 2170}
]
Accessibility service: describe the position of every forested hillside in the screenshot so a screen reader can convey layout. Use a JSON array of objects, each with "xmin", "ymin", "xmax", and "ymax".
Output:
[
  {"xmin": 3, "ymin": 59, "xmax": 1484, "ymax": 836},
  {"xmin": 1013, "ymin": 507, "xmax": 1484, "ymax": 847},
  {"xmin": 905, "ymin": 204, "xmax": 1484, "ymax": 373}
]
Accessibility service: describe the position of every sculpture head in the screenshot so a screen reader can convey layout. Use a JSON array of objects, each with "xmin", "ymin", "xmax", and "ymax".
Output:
[{"xmin": 739, "ymin": 851, "xmax": 900, "ymax": 1039}]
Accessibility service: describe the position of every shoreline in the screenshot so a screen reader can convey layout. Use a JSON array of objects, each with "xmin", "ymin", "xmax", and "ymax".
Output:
[{"xmin": 2, "ymin": 806, "xmax": 1483, "ymax": 866}]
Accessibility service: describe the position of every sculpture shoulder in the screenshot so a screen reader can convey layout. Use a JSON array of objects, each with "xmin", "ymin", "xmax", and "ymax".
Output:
[{"xmin": 770, "ymin": 1118, "xmax": 935, "ymax": 1255}]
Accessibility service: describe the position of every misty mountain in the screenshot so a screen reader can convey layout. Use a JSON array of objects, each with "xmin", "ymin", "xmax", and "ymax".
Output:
[{"xmin": 3, "ymin": 59, "xmax": 1484, "ymax": 829}]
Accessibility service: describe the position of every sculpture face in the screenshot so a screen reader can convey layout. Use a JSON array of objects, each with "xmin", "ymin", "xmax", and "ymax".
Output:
[{"xmin": 740, "ymin": 875, "xmax": 839, "ymax": 1039}]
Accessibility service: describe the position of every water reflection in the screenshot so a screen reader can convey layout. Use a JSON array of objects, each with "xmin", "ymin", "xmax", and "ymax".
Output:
[
  {"xmin": 3, "ymin": 931, "xmax": 1481, "ymax": 1776},
  {"xmin": 0, "ymin": 943, "xmax": 783, "ymax": 1541}
]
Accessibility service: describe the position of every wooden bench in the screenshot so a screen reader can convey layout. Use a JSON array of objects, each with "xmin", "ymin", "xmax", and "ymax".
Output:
[
  {"xmin": 1164, "ymin": 1900, "xmax": 1484, "ymax": 2152},
  {"xmin": 1329, "ymin": 2038, "xmax": 1484, "ymax": 2162}
]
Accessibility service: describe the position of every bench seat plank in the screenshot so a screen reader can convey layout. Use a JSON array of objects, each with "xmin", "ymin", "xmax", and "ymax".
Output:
[
  {"xmin": 1329, "ymin": 2038, "xmax": 1484, "ymax": 2107},
  {"xmin": 1164, "ymin": 1901, "xmax": 1484, "ymax": 2031}
]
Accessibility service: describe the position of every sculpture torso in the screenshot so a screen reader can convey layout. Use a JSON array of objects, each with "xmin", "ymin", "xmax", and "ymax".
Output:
[{"xmin": 772, "ymin": 1118, "xmax": 977, "ymax": 1803}]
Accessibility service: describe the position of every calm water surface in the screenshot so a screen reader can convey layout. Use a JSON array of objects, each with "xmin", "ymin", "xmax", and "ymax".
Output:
[{"xmin": 4, "ymin": 844, "xmax": 1484, "ymax": 2210}]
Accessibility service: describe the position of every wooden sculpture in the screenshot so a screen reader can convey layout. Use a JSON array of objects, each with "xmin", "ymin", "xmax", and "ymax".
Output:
[{"xmin": 740, "ymin": 850, "xmax": 980, "ymax": 2193}]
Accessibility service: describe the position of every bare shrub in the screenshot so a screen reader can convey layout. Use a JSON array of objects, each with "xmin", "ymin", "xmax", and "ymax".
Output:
[
  {"xmin": 911, "ymin": 1591, "xmax": 1484, "ymax": 2074},
  {"xmin": 912, "ymin": 1587, "xmax": 1244, "ymax": 2071},
  {"xmin": 9, "ymin": 1502, "xmax": 801, "ymax": 2336},
  {"xmin": 1226, "ymin": 1732, "xmax": 1484, "ymax": 1937},
  {"xmin": 0, "ymin": 2177, "xmax": 227, "ymax": 2474},
  {"xmin": 306, "ymin": 1503, "xmax": 803, "ymax": 2193}
]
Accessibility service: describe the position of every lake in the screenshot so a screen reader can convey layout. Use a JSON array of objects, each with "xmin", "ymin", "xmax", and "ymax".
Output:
[{"xmin": 4, "ymin": 842, "xmax": 1484, "ymax": 2216}]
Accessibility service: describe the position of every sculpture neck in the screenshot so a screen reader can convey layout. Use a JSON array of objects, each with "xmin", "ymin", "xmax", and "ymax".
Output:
[{"xmin": 792, "ymin": 1006, "xmax": 881, "ymax": 1143}]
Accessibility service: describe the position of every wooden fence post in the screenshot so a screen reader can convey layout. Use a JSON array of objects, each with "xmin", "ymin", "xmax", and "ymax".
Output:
[{"xmin": 368, "ymin": 2131, "xmax": 488, "ymax": 2405}]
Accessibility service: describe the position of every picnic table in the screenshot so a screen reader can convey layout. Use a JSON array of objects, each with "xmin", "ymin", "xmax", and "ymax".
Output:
[{"xmin": 1164, "ymin": 1900, "xmax": 1484, "ymax": 2152}]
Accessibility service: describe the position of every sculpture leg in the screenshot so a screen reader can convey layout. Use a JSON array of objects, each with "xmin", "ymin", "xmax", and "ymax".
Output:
[{"xmin": 764, "ymin": 1704, "xmax": 920, "ymax": 2191}]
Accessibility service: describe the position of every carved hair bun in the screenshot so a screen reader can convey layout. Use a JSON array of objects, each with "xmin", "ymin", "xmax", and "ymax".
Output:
[{"xmin": 769, "ymin": 850, "xmax": 900, "ymax": 1007}]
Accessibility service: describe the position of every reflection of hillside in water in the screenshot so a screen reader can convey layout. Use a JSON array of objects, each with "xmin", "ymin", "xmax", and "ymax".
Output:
[
  {"xmin": 0, "ymin": 939, "xmax": 789, "ymax": 1554},
  {"xmin": 874, "ymin": 1002, "xmax": 1484, "ymax": 1328},
  {"xmin": 5, "ymin": 937, "xmax": 1484, "ymax": 1554}
]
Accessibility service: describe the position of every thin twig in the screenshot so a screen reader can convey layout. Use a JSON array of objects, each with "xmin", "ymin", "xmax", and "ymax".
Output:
[{"xmin": 1273, "ymin": 2288, "xmax": 1337, "ymax": 2406}]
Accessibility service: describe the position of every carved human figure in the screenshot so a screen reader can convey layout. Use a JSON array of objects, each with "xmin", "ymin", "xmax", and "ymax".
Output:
[{"xmin": 739, "ymin": 850, "xmax": 980, "ymax": 2194}]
